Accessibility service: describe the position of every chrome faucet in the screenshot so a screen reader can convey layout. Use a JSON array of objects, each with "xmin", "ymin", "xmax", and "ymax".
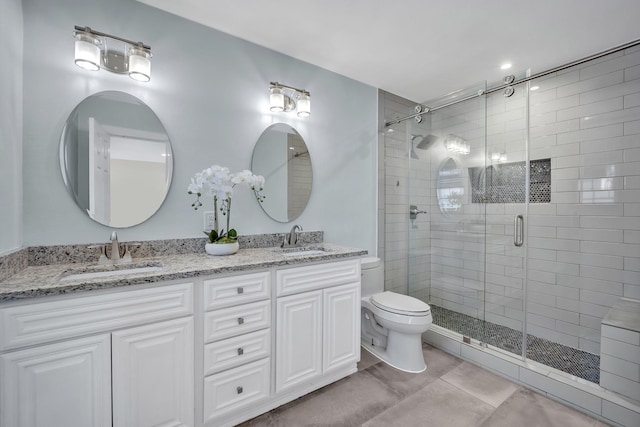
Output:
[
  {"xmin": 110, "ymin": 231, "xmax": 121, "ymax": 262},
  {"xmin": 282, "ymin": 224, "xmax": 303, "ymax": 247},
  {"xmin": 88, "ymin": 232, "xmax": 139, "ymax": 264}
]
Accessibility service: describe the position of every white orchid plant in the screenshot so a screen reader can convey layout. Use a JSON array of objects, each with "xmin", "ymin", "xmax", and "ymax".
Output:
[{"xmin": 188, "ymin": 165, "xmax": 265, "ymax": 244}]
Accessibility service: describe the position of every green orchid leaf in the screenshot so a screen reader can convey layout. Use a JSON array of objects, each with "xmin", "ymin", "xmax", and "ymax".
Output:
[{"xmin": 204, "ymin": 229, "xmax": 219, "ymax": 244}]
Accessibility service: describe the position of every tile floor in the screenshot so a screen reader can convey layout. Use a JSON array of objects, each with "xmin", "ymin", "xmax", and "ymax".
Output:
[{"xmin": 239, "ymin": 344, "xmax": 609, "ymax": 427}]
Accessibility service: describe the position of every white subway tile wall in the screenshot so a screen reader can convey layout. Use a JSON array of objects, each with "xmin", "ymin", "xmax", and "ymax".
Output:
[
  {"xmin": 525, "ymin": 47, "xmax": 640, "ymax": 352},
  {"xmin": 380, "ymin": 46, "xmax": 640, "ymax": 357}
]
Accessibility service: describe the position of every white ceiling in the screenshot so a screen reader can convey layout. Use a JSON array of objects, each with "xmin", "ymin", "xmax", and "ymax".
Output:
[{"xmin": 138, "ymin": 0, "xmax": 640, "ymax": 103}]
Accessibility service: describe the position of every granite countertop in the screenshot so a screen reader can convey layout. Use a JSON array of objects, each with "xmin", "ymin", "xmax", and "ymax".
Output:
[{"xmin": 0, "ymin": 243, "xmax": 367, "ymax": 303}]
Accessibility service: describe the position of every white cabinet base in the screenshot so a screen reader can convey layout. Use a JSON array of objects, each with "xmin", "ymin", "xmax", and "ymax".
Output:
[
  {"xmin": 0, "ymin": 259, "xmax": 361, "ymax": 427},
  {"xmin": 0, "ymin": 335, "xmax": 112, "ymax": 427},
  {"xmin": 0, "ymin": 283, "xmax": 195, "ymax": 427}
]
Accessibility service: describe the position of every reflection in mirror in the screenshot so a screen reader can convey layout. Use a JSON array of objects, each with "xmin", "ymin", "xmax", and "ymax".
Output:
[
  {"xmin": 251, "ymin": 124, "xmax": 312, "ymax": 222},
  {"xmin": 60, "ymin": 91, "xmax": 173, "ymax": 228},
  {"xmin": 436, "ymin": 157, "xmax": 464, "ymax": 215}
]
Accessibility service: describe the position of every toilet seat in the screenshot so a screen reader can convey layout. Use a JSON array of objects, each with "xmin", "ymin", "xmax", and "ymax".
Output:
[{"xmin": 371, "ymin": 291, "xmax": 430, "ymax": 316}]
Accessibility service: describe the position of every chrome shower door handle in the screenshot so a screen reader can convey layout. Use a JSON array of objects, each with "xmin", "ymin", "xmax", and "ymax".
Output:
[{"xmin": 514, "ymin": 214, "xmax": 524, "ymax": 247}]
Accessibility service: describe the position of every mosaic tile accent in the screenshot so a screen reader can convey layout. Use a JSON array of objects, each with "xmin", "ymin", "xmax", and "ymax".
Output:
[
  {"xmin": 430, "ymin": 305, "xmax": 600, "ymax": 384},
  {"xmin": 470, "ymin": 159, "xmax": 551, "ymax": 204}
]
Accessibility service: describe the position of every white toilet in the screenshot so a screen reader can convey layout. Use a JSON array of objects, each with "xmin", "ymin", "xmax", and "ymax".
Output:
[{"xmin": 360, "ymin": 257, "xmax": 432, "ymax": 373}]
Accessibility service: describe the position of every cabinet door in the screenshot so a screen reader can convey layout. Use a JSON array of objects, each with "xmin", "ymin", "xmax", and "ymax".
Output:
[
  {"xmin": 112, "ymin": 317, "xmax": 194, "ymax": 427},
  {"xmin": 0, "ymin": 335, "xmax": 111, "ymax": 427},
  {"xmin": 323, "ymin": 282, "xmax": 360, "ymax": 373},
  {"xmin": 275, "ymin": 290, "xmax": 322, "ymax": 393}
]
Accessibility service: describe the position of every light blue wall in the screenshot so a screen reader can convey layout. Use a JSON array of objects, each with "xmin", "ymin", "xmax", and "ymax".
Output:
[
  {"xmin": 21, "ymin": 0, "xmax": 378, "ymax": 254},
  {"xmin": 0, "ymin": 0, "xmax": 23, "ymax": 255}
]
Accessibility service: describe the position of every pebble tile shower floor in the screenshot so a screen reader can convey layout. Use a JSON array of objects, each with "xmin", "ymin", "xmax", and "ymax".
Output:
[{"xmin": 430, "ymin": 305, "xmax": 601, "ymax": 383}]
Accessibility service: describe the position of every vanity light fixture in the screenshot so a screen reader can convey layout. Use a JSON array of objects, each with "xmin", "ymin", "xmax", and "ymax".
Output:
[
  {"xmin": 445, "ymin": 135, "xmax": 470, "ymax": 155},
  {"xmin": 73, "ymin": 26, "xmax": 152, "ymax": 82},
  {"xmin": 491, "ymin": 152, "xmax": 507, "ymax": 162},
  {"xmin": 269, "ymin": 82, "xmax": 311, "ymax": 117}
]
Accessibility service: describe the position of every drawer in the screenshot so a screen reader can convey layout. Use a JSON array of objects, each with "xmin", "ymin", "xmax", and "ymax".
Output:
[
  {"xmin": 276, "ymin": 259, "xmax": 361, "ymax": 297},
  {"xmin": 204, "ymin": 329, "xmax": 270, "ymax": 375},
  {"xmin": 0, "ymin": 282, "xmax": 193, "ymax": 351},
  {"xmin": 203, "ymin": 358, "xmax": 270, "ymax": 423},
  {"xmin": 204, "ymin": 271, "xmax": 270, "ymax": 311},
  {"xmin": 204, "ymin": 300, "xmax": 270, "ymax": 343}
]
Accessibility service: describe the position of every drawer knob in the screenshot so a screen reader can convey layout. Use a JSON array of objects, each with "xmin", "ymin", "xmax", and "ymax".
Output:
[
  {"xmin": 237, "ymin": 287, "xmax": 244, "ymax": 294},
  {"xmin": 237, "ymin": 347, "xmax": 244, "ymax": 355},
  {"xmin": 237, "ymin": 386, "xmax": 243, "ymax": 394},
  {"xmin": 237, "ymin": 317, "xmax": 244, "ymax": 325}
]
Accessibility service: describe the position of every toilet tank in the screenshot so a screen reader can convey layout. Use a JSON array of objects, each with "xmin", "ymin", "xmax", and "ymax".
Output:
[{"xmin": 360, "ymin": 257, "xmax": 383, "ymax": 297}]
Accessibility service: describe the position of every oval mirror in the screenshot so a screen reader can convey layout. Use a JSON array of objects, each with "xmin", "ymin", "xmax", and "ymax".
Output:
[
  {"xmin": 436, "ymin": 157, "xmax": 464, "ymax": 215},
  {"xmin": 59, "ymin": 91, "xmax": 173, "ymax": 228},
  {"xmin": 251, "ymin": 124, "xmax": 312, "ymax": 222}
]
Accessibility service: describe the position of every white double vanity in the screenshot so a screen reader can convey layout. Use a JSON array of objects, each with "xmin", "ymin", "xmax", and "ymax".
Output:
[{"xmin": 0, "ymin": 246, "xmax": 364, "ymax": 427}]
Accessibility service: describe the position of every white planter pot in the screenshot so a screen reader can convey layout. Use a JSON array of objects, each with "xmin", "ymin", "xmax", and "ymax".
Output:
[{"xmin": 205, "ymin": 242, "xmax": 239, "ymax": 256}]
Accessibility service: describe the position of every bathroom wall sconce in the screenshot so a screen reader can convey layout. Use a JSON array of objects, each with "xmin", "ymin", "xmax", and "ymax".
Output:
[
  {"xmin": 269, "ymin": 82, "xmax": 311, "ymax": 117},
  {"xmin": 73, "ymin": 26, "xmax": 152, "ymax": 82},
  {"xmin": 445, "ymin": 135, "xmax": 470, "ymax": 155}
]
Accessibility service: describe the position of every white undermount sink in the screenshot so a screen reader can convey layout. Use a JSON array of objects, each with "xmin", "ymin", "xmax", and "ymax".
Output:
[
  {"xmin": 59, "ymin": 263, "xmax": 163, "ymax": 281},
  {"xmin": 282, "ymin": 250, "xmax": 326, "ymax": 257},
  {"xmin": 277, "ymin": 246, "xmax": 329, "ymax": 257}
]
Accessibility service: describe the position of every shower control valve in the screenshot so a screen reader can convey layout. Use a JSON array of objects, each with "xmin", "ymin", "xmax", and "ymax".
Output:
[{"xmin": 409, "ymin": 205, "xmax": 427, "ymax": 220}]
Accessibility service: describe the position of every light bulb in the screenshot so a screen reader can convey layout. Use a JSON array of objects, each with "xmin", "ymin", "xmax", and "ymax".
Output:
[
  {"xmin": 74, "ymin": 33, "xmax": 101, "ymax": 71},
  {"xmin": 270, "ymin": 86, "xmax": 284, "ymax": 112},
  {"xmin": 297, "ymin": 92, "xmax": 311, "ymax": 117},
  {"xmin": 128, "ymin": 47, "xmax": 151, "ymax": 82}
]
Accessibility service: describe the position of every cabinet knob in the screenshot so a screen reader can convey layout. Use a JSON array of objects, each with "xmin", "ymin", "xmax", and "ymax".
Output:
[
  {"xmin": 237, "ymin": 347, "xmax": 244, "ymax": 355},
  {"xmin": 237, "ymin": 287, "xmax": 244, "ymax": 294},
  {"xmin": 237, "ymin": 386, "xmax": 243, "ymax": 394},
  {"xmin": 237, "ymin": 317, "xmax": 244, "ymax": 325}
]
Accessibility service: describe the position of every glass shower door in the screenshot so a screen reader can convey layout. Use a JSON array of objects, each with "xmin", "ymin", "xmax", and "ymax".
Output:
[
  {"xmin": 482, "ymin": 81, "xmax": 529, "ymax": 357},
  {"xmin": 408, "ymin": 87, "xmax": 490, "ymax": 344}
]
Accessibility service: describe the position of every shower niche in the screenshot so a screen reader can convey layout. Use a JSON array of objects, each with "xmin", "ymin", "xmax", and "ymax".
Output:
[{"xmin": 469, "ymin": 158, "xmax": 551, "ymax": 204}]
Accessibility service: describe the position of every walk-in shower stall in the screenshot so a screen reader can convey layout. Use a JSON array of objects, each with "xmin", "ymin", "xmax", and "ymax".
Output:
[{"xmin": 380, "ymin": 41, "xmax": 640, "ymax": 388}]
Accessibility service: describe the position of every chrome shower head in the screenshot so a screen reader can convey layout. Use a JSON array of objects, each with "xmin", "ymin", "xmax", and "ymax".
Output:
[{"xmin": 411, "ymin": 134, "xmax": 438, "ymax": 150}]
